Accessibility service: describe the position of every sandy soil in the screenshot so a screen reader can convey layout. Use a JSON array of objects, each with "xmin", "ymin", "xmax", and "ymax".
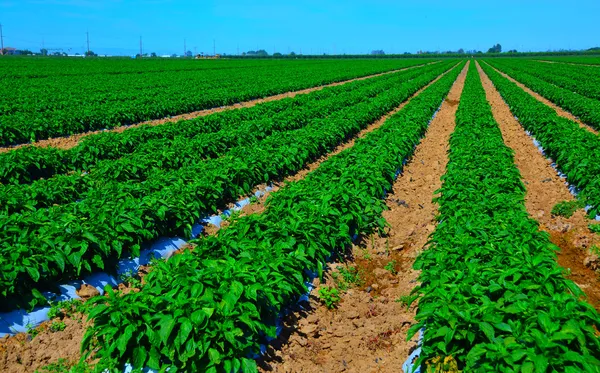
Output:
[
  {"xmin": 477, "ymin": 61, "xmax": 600, "ymax": 311},
  {"xmin": 0, "ymin": 63, "xmax": 438, "ymax": 154},
  {"xmin": 256, "ymin": 62, "xmax": 469, "ymax": 373},
  {"xmin": 0, "ymin": 316, "xmax": 90, "ymax": 373},
  {"xmin": 482, "ymin": 62, "xmax": 599, "ymax": 135}
]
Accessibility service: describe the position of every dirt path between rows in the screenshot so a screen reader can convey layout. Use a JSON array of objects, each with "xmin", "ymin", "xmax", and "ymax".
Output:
[
  {"xmin": 211, "ymin": 63, "xmax": 461, "ymax": 232},
  {"xmin": 256, "ymin": 62, "xmax": 469, "ymax": 373},
  {"xmin": 535, "ymin": 60, "xmax": 600, "ymax": 68},
  {"xmin": 0, "ymin": 63, "xmax": 439, "ymax": 154},
  {"xmin": 0, "ymin": 64, "xmax": 457, "ymax": 373},
  {"xmin": 477, "ymin": 61, "xmax": 600, "ymax": 311},
  {"xmin": 482, "ymin": 62, "xmax": 599, "ymax": 135}
]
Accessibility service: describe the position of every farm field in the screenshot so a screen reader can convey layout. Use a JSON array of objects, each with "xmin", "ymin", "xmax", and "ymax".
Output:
[
  {"xmin": 1, "ymin": 56, "xmax": 600, "ymax": 373},
  {"xmin": 0, "ymin": 58, "xmax": 433, "ymax": 147}
]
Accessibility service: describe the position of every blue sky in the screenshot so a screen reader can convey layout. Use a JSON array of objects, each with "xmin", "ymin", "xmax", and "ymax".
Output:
[{"xmin": 1, "ymin": 0, "xmax": 598, "ymax": 56}]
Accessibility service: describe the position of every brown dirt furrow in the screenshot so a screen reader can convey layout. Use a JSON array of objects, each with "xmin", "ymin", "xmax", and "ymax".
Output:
[
  {"xmin": 208, "ymin": 62, "xmax": 460, "ymax": 233},
  {"xmin": 476, "ymin": 61, "xmax": 600, "ymax": 311},
  {"xmin": 483, "ymin": 62, "xmax": 599, "ymax": 135},
  {"xmin": 257, "ymin": 62, "xmax": 469, "ymax": 373},
  {"xmin": 0, "ymin": 62, "xmax": 439, "ymax": 154},
  {"xmin": 535, "ymin": 60, "xmax": 600, "ymax": 68}
]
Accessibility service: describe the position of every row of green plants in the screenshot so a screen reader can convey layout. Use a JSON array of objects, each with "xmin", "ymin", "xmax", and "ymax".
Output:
[
  {"xmin": 0, "ymin": 62, "xmax": 458, "ymax": 311},
  {"xmin": 79, "ymin": 61, "xmax": 465, "ymax": 373},
  {"xmin": 0, "ymin": 59, "xmax": 432, "ymax": 146},
  {"xmin": 485, "ymin": 59, "xmax": 600, "ymax": 130},
  {"xmin": 503, "ymin": 59, "xmax": 600, "ymax": 100},
  {"xmin": 480, "ymin": 61, "xmax": 600, "ymax": 218},
  {"xmin": 0, "ymin": 62, "xmax": 447, "ymax": 215},
  {"xmin": 0, "ymin": 63, "xmax": 431, "ymax": 186},
  {"xmin": 409, "ymin": 62, "xmax": 600, "ymax": 372},
  {"xmin": 0, "ymin": 61, "xmax": 449, "ymax": 196}
]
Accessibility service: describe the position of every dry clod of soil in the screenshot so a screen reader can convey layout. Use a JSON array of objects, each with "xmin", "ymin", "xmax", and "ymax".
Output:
[{"xmin": 76, "ymin": 284, "xmax": 100, "ymax": 299}]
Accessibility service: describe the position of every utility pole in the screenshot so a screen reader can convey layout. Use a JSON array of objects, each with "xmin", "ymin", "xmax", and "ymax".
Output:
[
  {"xmin": 139, "ymin": 36, "xmax": 142, "ymax": 57},
  {"xmin": 0, "ymin": 24, "xmax": 4, "ymax": 55},
  {"xmin": 184, "ymin": 38, "xmax": 186, "ymax": 57},
  {"xmin": 213, "ymin": 39, "xmax": 215, "ymax": 56},
  {"xmin": 86, "ymin": 31, "xmax": 90, "ymax": 55}
]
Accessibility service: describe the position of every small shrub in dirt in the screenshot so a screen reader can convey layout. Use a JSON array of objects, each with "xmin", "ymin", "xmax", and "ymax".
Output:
[
  {"xmin": 551, "ymin": 200, "xmax": 585, "ymax": 218},
  {"xmin": 384, "ymin": 260, "xmax": 398, "ymax": 275},
  {"xmin": 332, "ymin": 265, "xmax": 362, "ymax": 291},
  {"xmin": 318, "ymin": 286, "xmax": 341, "ymax": 309},
  {"xmin": 395, "ymin": 294, "xmax": 419, "ymax": 309},
  {"xmin": 35, "ymin": 358, "xmax": 94, "ymax": 373},
  {"xmin": 49, "ymin": 321, "xmax": 66, "ymax": 332}
]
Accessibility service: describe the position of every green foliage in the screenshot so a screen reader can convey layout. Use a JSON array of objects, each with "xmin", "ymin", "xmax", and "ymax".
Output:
[
  {"xmin": 48, "ymin": 299, "xmax": 89, "ymax": 320},
  {"xmin": 35, "ymin": 359, "xmax": 94, "ymax": 373},
  {"xmin": 332, "ymin": 265, "xmax": 362, "ymax": 291},
  {"xmin": 384, "ymin": 260, "xmax": 397, "ymax": 275},
  {"xmin": 0, "ymin": 59, "xmax": 431, "ymax": 147},
  {"xmin": 481, "ymin": 60, "xmax": 600, "ymax": 218},
  {"xmin": 319, "ymin": 287, "xmax": 341, "ymax": 309},
  {"xmin": 80, "ymin": 61, "xmax": 465, "ymax": 372},
  {"xmin": 411, "ymin": 62, "xmax": 600, "ymax": 372},
  {"xmin": 589, "ymin": 224, "xmax": 600, "ymax": 234},
  {"xmin": 395, "ymin": 294, "xmax": 418, "ymax": 309},
  {"xmin": 120, "ymin": 270, "xmax": 142, "ymax": 289},
  {"xmin": 551, "ymin": 200, "xmax": 585, "ymax": 218},
  {"xmin": 49, "ymin": 321, "xmax": 66, "ymax": 332},
  {"xmin": 0, "ymin": 60, "xmax": 458, "ymax": 311}
]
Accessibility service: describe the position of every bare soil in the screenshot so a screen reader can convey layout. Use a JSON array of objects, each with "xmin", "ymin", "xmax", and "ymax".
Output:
[
  {"xmin": 0, "ymin": 316, "xmax": 90, "ymax": 373},
  {"xmin": 483, "ymin": 62, "xmax": 599, "ymax": 135},
  {"xmin": 477, "ymin": 61, "xmax": 600, "ymax": 310},
  {"xmin": 256, "ymin": 62, "xmax": 469, "ymax": 373},
  {"xmin": 0, "ymin": 63, "xmax": 437, "ymax": 154}
]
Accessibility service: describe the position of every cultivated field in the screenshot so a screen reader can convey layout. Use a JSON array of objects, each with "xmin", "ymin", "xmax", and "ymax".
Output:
[{"xmin": 0, "ymin": 56, "xmax": 599, "ymax": 373}]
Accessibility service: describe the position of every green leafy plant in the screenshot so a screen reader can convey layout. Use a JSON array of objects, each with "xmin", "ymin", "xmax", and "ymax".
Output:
[
  {"xmin": 395, "ymin": 294, "xmax": 418, "ymax": 309},
  {"xmin": 384, "ymin": 260, "xmax": 398, "ymax": 275},
  {"xmin": 319, "ymin": 286, "xmax": 341, "ymax": 309},
  {"xmin": 332, "ymin": 265, "xmax": 362, "ymax": 291},
  {"xmin": 47, "ymin": 299, "xmax": 89, "ymax": 320},
  {"xmin": 589, "ymin": 224, "xmax": 600, "ymax": 234},
  {"xmin": 35, "ymin": 358, "xmax": 94, "ymax": 373},
  {"xmin": 49, "ymin": 321, "xmax": 66, "ymax": 332},
  {"xmin": 120, "ymin": 270, "xmax": 142, "ymax": 289},
  {"xmin": 551, "ymin": 200, "xmax": 585, "ymax": 218}
]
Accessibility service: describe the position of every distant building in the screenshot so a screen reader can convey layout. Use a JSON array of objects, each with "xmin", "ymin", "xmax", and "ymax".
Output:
[{"xmin": 2, "ymin": 47, "xmax": 17, "ymax": 55}]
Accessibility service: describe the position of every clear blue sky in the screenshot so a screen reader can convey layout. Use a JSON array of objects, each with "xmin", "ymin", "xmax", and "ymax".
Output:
[{"xmin": 1, "ymin": 0, "xmax": 598, "ymax": 56}]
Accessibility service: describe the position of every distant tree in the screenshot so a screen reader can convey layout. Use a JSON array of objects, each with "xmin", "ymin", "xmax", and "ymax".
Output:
[
  {"xmin": 171, "ymin": 53, "xmax": 178, "ymax": 58},
  {"xmin": 62, "ymin": 52, "xmax": 68, "ymax": 56},
  {"xmin": 85, "ymin": 50, "xmax": 97, "ymax": 57},
  {"xmin": 371, "ymin": 50, "xmax": 385, "ymax": 55},
  {"xmin": 53, "ymin": 51, "xmax": 61, "ymax": 56},
  {"xmin": 458, "ymin": 48, "xmax": 465, "ymax": 54},
  {"xmin": 290, "ymin": 51, "xmax": 296, "ymax": 56},
  {"xmin": 242, "ymin": 52, "xmax": 247, "ymax": 56},
  {"xmin": 18, "ymin": 49, "xmax": 34, "ymax": 55},
  {"xmin": 487, "ymin": 44, "xmax": 502, "ymax": 53},
  {"xmin": 40, "ymin": 48, "xmax": 48, "ymax": 56},
  {"xmin": 246, "ymin": 49, "xmax": 269, "ymax": 56},
  {"xmin": 273, "ymin": 52, "xmax": 282, "ymax": 57},
  {"xmin": 507, "ymin": 49, "xmax": 518, "ymax": 53},
  {"xmin": 185, "ymin": 50, "xmax": 192, "ymax": 57},
  {"xmin": 404, "ymin": 51, "xmax": 411, "ymax": 55},
  {"xmin": 151, "ymin": 52, "xmax": 157, "ymax": 57}
]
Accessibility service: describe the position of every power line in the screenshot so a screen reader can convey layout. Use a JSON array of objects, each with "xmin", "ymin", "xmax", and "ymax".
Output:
[{"xmin": 0, "ymin": 24, "xmax": 4, "ymax": 55}]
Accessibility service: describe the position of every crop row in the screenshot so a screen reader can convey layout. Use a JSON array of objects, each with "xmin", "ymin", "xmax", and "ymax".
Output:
[
  {"xmin": 480, "ymin": 62, "xmax": 600, "ymax": 217},
  {"xmin": 502, "ymin": 59, "xmax": 600, "ymax": 100},
  {"xmin": 0, "ymin": 61, "xmax": 442, "ymax": 186},
  {"xmin": 410, "ymin": 62, "xmax": 600, "ymax": 372},
  {"xmin": 0, "ymin": 62, "xmax": 458, "ymax": 311},
  {"xmin": 0, "ymin": 59, "xmax": 431, "ymax": 146},
  {"xmin": 79, "ymin": 61, "xmax": 465, "ymax": 373},
  {"xmin": 485, "ymin": 59, "xmax": 600, "ymax": 130}
]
